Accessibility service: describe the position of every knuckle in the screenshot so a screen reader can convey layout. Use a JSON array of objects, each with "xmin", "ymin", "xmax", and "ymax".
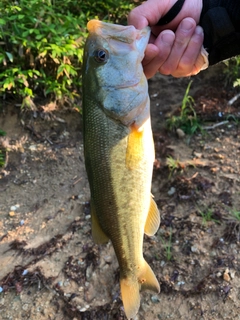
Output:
[{"xmin": 159, "ymin": 64, "xmax": 171, "ymax": 75}]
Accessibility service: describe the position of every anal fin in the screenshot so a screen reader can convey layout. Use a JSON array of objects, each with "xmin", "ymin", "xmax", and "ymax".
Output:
[
  {"xmin": 139, "ymin": 259, "xmax": 160, "ymax": 293},
  {"xmin": 144, "ymin": 196, "xmax": 160, "ymax": 236},
  {"xmin": 91, "ymin": 201, "xmax": 109, "ymax": 244}
]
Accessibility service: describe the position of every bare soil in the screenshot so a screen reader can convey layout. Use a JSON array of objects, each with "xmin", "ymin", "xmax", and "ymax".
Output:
[{"xmin": 0, "ymin": 64, "xmax": 240, "ymax": 320}]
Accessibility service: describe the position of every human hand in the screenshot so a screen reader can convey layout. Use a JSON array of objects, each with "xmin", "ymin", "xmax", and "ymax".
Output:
[
  {"xmin": 144, "ymin": 18, "xmax": 206, "ymax": 78},
  {"xmin": 128, "ymin": 0, "xmax": 207, "ymax": 78}
]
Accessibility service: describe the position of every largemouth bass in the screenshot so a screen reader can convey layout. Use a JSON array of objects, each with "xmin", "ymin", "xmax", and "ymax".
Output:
[{"xmin": 82, "ymin": 20, "xmax": 160, "ymax": 319}]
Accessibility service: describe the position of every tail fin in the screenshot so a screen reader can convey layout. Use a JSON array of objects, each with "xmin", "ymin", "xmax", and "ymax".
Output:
[
  {"xmin": 120, "ymin": 260, "xmax": 160, "ymax": 319},
  {"xmin": 120, "ymin": 278, "xmax": 140, "ymax": 320}
]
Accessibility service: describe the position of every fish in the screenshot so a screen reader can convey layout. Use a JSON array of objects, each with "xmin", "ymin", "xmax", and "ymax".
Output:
[{"xmin": 82, "ymin": 19, "xmax": 160, "ymax": 319}]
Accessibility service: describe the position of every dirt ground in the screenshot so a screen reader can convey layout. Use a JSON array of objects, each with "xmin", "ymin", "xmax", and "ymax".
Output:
[{"xmin": 0, "ymin": 63, "xmax": 240, "ymax": 320}]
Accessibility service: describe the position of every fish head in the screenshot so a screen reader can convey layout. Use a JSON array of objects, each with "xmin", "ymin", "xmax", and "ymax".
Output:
[{"xmin": 82, "ymin": 20, "xmax": 151, "ymax": 128}]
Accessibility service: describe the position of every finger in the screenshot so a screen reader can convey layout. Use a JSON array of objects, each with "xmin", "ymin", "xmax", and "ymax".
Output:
[
  {"xmin": 193, "ymin": 46, "xmax": 209, "ymax": 74},
  {"xmin": 143, "ymin": 31, "xmax": 175, "ymax": 79},
  {"xmin": 142, "ymin": 44, "xmax": 159, "ymax": 66},
  {"xmin": 172, "ymin": 25, "xmax": 204, "ymax": 77},
  {"xmin": 128, "ymin": 0, "xmax": 169, "ymax": 29},
  {"xmin": 128, "ymin": 6, "xmax": 149, "ymax": 29},
  {"xmin": 159, "ymin": 18, "xmax": 196, "ymax": 75}
]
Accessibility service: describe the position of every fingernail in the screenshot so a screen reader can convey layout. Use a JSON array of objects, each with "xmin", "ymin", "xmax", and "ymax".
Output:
[
  {"xmin": 181, "ymin": 19, "xmax": 194, "ymax": 31},
  {"xmin": 195, "ymin": 26, "xmax": 203, "ymax": 35},
  {"xmin": 160, "ymin": 31, "xmax": 175, "ymax": 44}
]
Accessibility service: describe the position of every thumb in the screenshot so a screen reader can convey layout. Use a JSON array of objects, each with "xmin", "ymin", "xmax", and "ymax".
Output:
[
  {"xmin": 128, "ymin": 0, "xmax": 172, "ymax": 29},
  {"xmin": 128, "ymin": 7, "xmax": 149, "ymax": 29}
]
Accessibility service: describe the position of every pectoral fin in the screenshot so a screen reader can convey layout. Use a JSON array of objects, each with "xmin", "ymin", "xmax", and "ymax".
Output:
[
  {"xmin": 126, "ymin": 126, "xmax": 143, "ymax": 170},
  {"xmin": 91, "ymin": 201, "xmax": 109, "ymax": 244},
  {"xmin": 144, "ymin": 196, "xmax": 160, "ymax": 236}
]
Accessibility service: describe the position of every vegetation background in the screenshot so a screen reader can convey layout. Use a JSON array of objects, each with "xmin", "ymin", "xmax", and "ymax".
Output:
[{"xmin": 0, "ymin": 0, "xmax": 138, "ymax": 108}]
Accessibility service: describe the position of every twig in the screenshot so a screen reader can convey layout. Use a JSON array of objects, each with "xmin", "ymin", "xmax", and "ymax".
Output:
[
  {"xmin": 73, "ymin": 177, "xmax": 82, "ymax": 185},
  {"xmin": 228, "ymin": 93, "xmax": 240, "ymax": 105},
  {"xmin": 203, "ymin": 120, "xmax": 229, "ymax": 130}
]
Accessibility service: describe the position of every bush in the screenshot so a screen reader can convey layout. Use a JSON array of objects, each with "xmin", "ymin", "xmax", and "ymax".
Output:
[
  {"xmin": 0, "ymin": 0, "xmax": 137, "ymax": 107},
  {"xmin": 223, "ymin": 56, "xmax": 240, "ymax": 88}
]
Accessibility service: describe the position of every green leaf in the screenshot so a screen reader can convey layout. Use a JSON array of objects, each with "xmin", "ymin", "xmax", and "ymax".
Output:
[
  {"xmin": 17, "ymin": 14, "xmax": 25, "ymax": 19},
  {"xmin": 0, "ymin": 18, "xmax": 6, "ymax": 25},
  {"xmin": 5, "ymin": 52, "xmax": 13, "ymax": 62}
]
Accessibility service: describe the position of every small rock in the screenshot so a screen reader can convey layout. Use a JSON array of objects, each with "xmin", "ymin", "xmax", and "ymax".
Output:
[
  {"xmin": 29, "ymin": 145, "xmax": 37, "ymax": 151},
  {"xmin": 20, "ymin": 220, "xmax": 25, "ymax": 226},
  {"xmin": 86, "ymin": 265, "xmax": 93, "ymax": 280},
  {"xmin": 193, "ymin": 152, "xmax": 202, "ymax": 158},
  {"xmin": 63, "ymin": 131, "xmax": 70, "ymax": 137},
  {"xmin": 141, "ymin": 302, "xmax": 149, "ymax": 312},
  {"xmin": 176, "ymin": 128, "xmax": 185, "ymax": 138},
  {"xmin": 10, "ymin": 205, "xmax": 19, "ymax": 211},
  {"xmin": 216, "ymin": 272, "xmax": 222, "ymax": 278},
  {"xmin": 168, "ymin": 187, "xmax": 176, "ymax": 196},
  {"xmin": 0, "ymin": 287, "xmax": 3, "ymax": 293},
  {"xmin": 80, "ymin": 306, "xmax": 88, "ymax": 312},
  {"xmin": 177, "ymin": 281, "xmax": 185, "ymax": 286},
  {"xmin": 160, "ymin": 261, "xmax": 165, "ymax": 267},
  {"xmin": 22, "ymin": 304, "xmax": 29, "ymax": 311},
  {"xmin": 151, "ymin": 295, "xmax": 160, "ymax": 303},
  {"xmin": 22, "ymin": 269, "xmax": 28, "ymax": 276},
  {"xmin": 104, "ymin": 255, "xmax": 112, "ymax": 263},
  {"xmin": 191, "ymin": 246, "xmax": 199, "ymax": 254},
  {"xmin": 223, "ymin": 270, "xmax": 231, "ymax": 282},
  {"xmin": 9, "ymin": 211, "xmax": 15, "ymax": 217}
]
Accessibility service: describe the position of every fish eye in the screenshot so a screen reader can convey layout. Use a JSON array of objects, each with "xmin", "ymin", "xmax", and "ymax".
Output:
[{"xmin": 94, "ymin": 49, "xmax": 108, "ymax": 63}]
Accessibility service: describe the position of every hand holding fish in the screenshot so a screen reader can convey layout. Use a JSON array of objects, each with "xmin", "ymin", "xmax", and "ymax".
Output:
[{"xmin": 128, "ymin": 0, "xmax": 208, "ymax": 78}]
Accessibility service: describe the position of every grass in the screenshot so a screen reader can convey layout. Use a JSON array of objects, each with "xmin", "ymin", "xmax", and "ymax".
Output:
[
  {"xmin": 0, "ymin": 130, "xmax": 6, "ymax": 136},
  {"xmin": 0, "ymin": 150, "xmax": 5, "ymax": 167},
  {"xmin": 166, "ymin": 81, "xmax": 203, "ymax": 135},
  {"xmin": 166, "ymin": 156, "xmax": 183, "ymax": 177},
  {"xmin": 0, "ymin": 129, "xmax": 6, "ymax": 167},
  {"xmin": 198, "ymin": 208, "xmax": 220, "ymax": 226},
  {"xmin": 230, "ymin": 208, "xmax": 240, "ymax": 221},
  {"xmin": 160, "ymin": 228, "xmax": 173, "ymax": 261}
]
